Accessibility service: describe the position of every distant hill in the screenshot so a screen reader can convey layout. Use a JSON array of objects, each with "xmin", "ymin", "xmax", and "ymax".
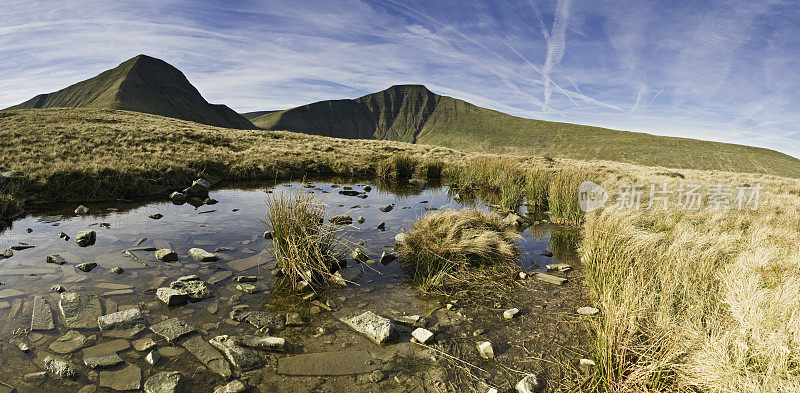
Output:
[
  {"xmin": 5, "ymin": 55, "xmax": 256, "ymax": 129},
  {"xmin": 251, "ymin": 85, "xmax": 800, "ymax": 177},
  {"xmin": 241, "ymin": 110, "xmax": 279, "ymax": 120}
]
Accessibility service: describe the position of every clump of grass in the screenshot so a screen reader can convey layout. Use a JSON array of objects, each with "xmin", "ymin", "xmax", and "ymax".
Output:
[
  {"xmin": 264, "ymin": 184, "xmax": 347, "ymax": 290},
  {"xmin": 376, "ymin": 153, "xmax": 418, "ymax": 180},
  {"xmin": 398, "ymin": 208, "xmax": 521, "ymax": 292},
  {"xmin": 548, "ymin": 168, "xmax": 588, "ymax": 225},
  {"xmin": 447, "ymin": 157, "xmax": 527, "ymax": 211},
  {"xmin": 525, "ymin": 168, "xmax": 551, "ymax": 210},
  {"xmin": 416, "ymin": 157, "xmax": 445, "ymax": 180}
]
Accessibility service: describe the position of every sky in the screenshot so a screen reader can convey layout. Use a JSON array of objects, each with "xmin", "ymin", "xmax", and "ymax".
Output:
[{"xmin": 2, "ymin": 0, "xmax": 799, "ymax": 157}]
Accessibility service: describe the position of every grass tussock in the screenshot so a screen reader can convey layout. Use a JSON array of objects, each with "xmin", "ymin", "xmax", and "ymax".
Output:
[
  {"xmin": 548, "ymin": 168, "xmax": 588, "ymax": 225},
  {"xmin": 264, "ymin": 184, "xmax": 347, "ymax": 290},
  {"xmin": 397, "ymin": 208, "xmax": 521, "ymax": 292},
  {"xmin": 525, "ymin": 167, "xmax": 551, "ymax": 210},
  {"xmin": 446, "ymin": 157, "xmax": 527, "ymax": 211}
]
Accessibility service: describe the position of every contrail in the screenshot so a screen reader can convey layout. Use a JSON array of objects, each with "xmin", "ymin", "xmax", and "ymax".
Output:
[{"xmin": 542, "ymin": 0, "xmax": 572, "ymax": 112}]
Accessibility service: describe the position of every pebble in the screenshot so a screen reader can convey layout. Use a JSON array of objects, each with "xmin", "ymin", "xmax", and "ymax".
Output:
[
  {"xmin": 111, "ymin": 267, "xmax": 124, "ymax": 274},
  {"xmin": 577, "ymin": 307, "xmax": 600, "ymax": 316},
  {"xmin": 476, "ymin": 341, "xmax": 494, "ymax": 360},
  {"xmin": 503, "ymin": 308, "xmax": 520, "ymax": 319}
]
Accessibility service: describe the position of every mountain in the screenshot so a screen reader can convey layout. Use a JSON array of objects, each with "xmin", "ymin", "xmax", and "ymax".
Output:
[
  {"xmin": 251, "ymin": 85, "xmax": 800, "ymax": 176},
  {"xmin": 5, "ymin": 55, "xmax": 256, "ymax": 129},
  {"xmin": 241, "ymin": 110, "xmax": 279, "ymax": 120}
]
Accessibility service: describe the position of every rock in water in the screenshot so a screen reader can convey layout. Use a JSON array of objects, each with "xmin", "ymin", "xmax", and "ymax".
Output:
[
  {"xmin": 150, "ymin": 318, "xmax": 196, "ymax": 343},
  {"xmin": 170, "ymin": 278, "xmax": 213, "ymax": 302},
  {"xmin": 209, "ymin": 335, "xmax": 264, "ymax": 370},
  {"xmin": 76, "ymin": 230, "xmax": 96, "ymax": 247},
  {"xmin": 156, "ymin": 288, "xmax": 189, "ymax": 307},
  {"xmin": 240, "ymin": 335, "xmax": 287, "ymax": 351},
  {"xmin": 184, "ymin": 178, "xmax": 211, "ymax": 198},
  {"xmin": 179, "ymin": 334, "xmax": 232, "ymax": 379},
  {"xmin": 332, "ymin": 265, "xmax": 363, "ymax": 286},
  {"xmin": 155, "ymin": 249, "xmax": 178, "ymax": 262},
  {"xmin": 31, "ymin": 295, "xmax": 55, "ymax": 331},
  {"xmin": 379, "ymin": 204, "xmax": 394, "ymax": 212},
  {"xmin": 189, "ymin": 248, "xmax": 218, "ymax": 262},
  {"xmin": 46, "ymin": 254, "xmax": 67, "ymax": 265},
  {"xmin": 245, "ymin": 311, "xmax": 285, "ymax": 331},
  {"xmin": 170, "ymin": 192, "xmax": 188, "ymax": 204},
  {"xmin": 351, "ymin": 248, "xmax": 368, "ymax": 263},
  {"xmin": 99, "ymin": 363, "xmax": 141, "ymax": 391},
  {"xmin": 339, "ymin": 311, "xmax": 398, "ymax": 345},
  {"xmin": 98, "ymin": 308, "xmax": 147, "ymax": 338},
  {"xmin": 48, "ymin": 330, "xmax": 89, "ymax": 354},
  {"xmin": 44, "ymin": 356, "xmax": 79, "ymax": 380},
  {"xmin": 379, "ymin": 252, "xmax": 396, "ymax": 265},
  {"xmin": 74, "ymin": 205, "xmax": 91, "ymax": 215},
  {"xmin": 329, "ymin": 215, "xmax": 353, "ymax": 225},
  {"xmin": 76, "ymin": 262, "xmax": 97, "ymax": 272},
  {"xmin": 144, "ymin": 371, "xmax": 184, "ymax": 393}
]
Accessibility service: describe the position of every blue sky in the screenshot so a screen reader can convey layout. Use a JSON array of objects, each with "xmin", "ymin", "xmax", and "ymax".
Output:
[{"xmin": 2, "ymin": 1, "xmax": 799, "ymax": 157}]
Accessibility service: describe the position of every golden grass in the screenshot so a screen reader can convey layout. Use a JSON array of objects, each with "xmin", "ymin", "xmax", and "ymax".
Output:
[{"xmin": 397, "ymin": 208, "xmax": 521, "ymax": 292}]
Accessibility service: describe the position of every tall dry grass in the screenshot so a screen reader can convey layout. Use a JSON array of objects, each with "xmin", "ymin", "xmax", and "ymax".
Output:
[{"xmin": 397, "ymin": 208, "xmax": 521, "ymax": 292}]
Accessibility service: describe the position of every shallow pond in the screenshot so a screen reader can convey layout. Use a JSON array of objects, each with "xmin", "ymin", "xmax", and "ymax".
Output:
[{"xmin": 0, "ymin": 180, "xmax": 581, "ymax": 393}]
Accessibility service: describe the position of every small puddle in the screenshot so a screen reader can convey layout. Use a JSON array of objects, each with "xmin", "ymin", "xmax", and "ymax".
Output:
[{"xmin": 0, "ymin": 180, "xmax": 580, "ymax": 392}]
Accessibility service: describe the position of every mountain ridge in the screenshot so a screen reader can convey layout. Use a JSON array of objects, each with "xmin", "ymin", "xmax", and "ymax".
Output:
[{"xmin": 6, "ymin": 55, "xmax": 256, "ymax": 129}]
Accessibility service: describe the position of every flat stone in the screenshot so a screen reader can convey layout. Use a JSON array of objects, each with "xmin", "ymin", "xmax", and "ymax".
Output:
[
  {"xmin": 99, "ymin": 363, "xmax": 141, "ymax": 391},
  {"xmin": 235, "ymin": 283, "xmax": 258, "ymax": 294},
  {"xmin": 44, "ymin": 356, "xmax": 79, "ymax": 380},
  {"xmin": 24, "ymin": 370, "xmax": 48, "ymax": 382},
  {"xmin": 98, "ymin": 308, "xmax": 147, "ymax": 338},
  {"xmin": 503, "ymin": 308, "xmax": 520, "ymax": 319},
  {"xmin": 150, "ymin": 318, "xmax": 196, "ymax": 343},
  {"xmin": 233, "ymin": 276, "xmax": 257, "ymax": 283},
  {"xmin": 170, "ymin": 279, "xmax": 213, "ymax": 302},
  {"xmin": 144, "ymin": 371, "xmax": 184, "ymax": 393},
  {"xmin": 0, "ymin": 288, "xmax": 24, "ymax": 299},
  {"xmin": 546, "ymin": 263, "xmax": 572, "ymax": 272},
  {"xmin": 245, "ymin": 311, "xmax": 285, "ymax": 331},
  {"xmin": 339, "ymin": 311, "xmax": 398, "ymax": 345},
  {"xmin": 158, "ymin": 346, "xmax": 186, "ymax": 358},
  {"xmin": 156, "ymin": 288, "xmax": 188, "ymax": 307},
  {"xmin": 240, "ymin": 335, "xmax": 287, "ymax": 351},
  {"xmin": 379, "ymin": 252, "xmax": 396, "ymax": 265},
  {"xmin": 189, "ymin": 248, "xmax": 218, "ymax": 262},
  {"xmin": 209, "ymin": 335, "xmax": 264, "ymax": 370},
  {"xmin": 179, "ymin": 334, "xmax": 232, "ymax": 378},
  {"xmin": 31, "ymin": 295, "xmax": 55, "ymax": 331},
  {"xmin": 332, "ymin": 265, "xmax": 363, "ymax": 286},
  {"xmin": 132, "ymin": 337, "xmax": 157, "ymax": 352},
  {"xmin": 214, "ymin": 380, "xmax": 247, "ymax": 393},
  {"xmin": 577, "ymin": 306, "xmax": 600, "ymax": 316},
  {"xmin": 411, "ymin": 328, "xmax": 435, "ymax": 344},
  {"xmin": 207, "ymin": 270, "xmax": 233, "ymax": 285},
  {"xmin": 48, "ymin": 330, "xmax": 89, "ymax": 354},
  {"xmin": 82, "ymin": 339, "xmax": 130, "ymax": 361},
  {"xmin": 226, "ymin": 255, "xmax": 265, "ymax": 271},
  {"xmin": 534, "ymin": 273, "xmax": 567, "ymax": 285},
  {"xmin": 102, "ymin": 289, "xmax": 134, "ymax": 297},
  {"xmin": 84, "ymin": 353, "xmax": 124, "ymax": 368},
  {"xmin": 477, "ymin": 341, "xmax": 495, "ymax": 360},
  {"xmin": 59, "ymin": 292, "xmax": 103, "ymax": 329},
  {"xmin": 155, "ymin": 249, "xmax": 178, "ymax": 262},
  {"xmin": 277, "ymin": 351, "xmax": 379, "ymax": 376}
]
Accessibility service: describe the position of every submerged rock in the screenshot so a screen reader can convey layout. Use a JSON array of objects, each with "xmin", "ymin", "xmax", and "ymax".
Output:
[
  {"xmin": 48, "ymin": 330, "xmax": 90, "ymax": 354},
  {"xmin": 98, "ymin": 308, "xmax": 147, "ymax": 338},
  {"xmin": 339, "ymin": 311, "xmax": 398, "ymax": 345},
  {"xmin": 150, "ymin": 318, "xmax": 196, "ymax": 343},
  {"xmin": 59, "ymin": 292, "xmax": 102, "ymax": 329},
  {"xmin": 99, "ymin": 363, "xmax": 141, "ymax": 391},
  {"xmin": 245, "ymin": 311, "xmax": 285, "ymax": 331},
  {"xmin": 329, "ymin": 215, "xmax": 353, "ymax": 225},
  {"xmin": 84, "ymin": 353, "xmax": 124, "ymax": 368},
  {"xmin": 209, "ymin": 335, "xmax": 264, "ymax": 370},
  {"xmin": 180, "ymin": 334, "xmax": 232, "ymax": 379},
  {"xmin": 44, "ymin": 356, "xmax": 79, "ymax": 380},
  {"xmin": 31, "ymin": 295, "xmax": 55, "ymax": 331},
  {"xmin": 76, "ymin": 230, "xmax": 96, "ymax": 247},
  {"xmin": 144, "ymin": 371, "xmax": 184, "ymax": 393},
  {"xmin": 332, "ymin": 265, "xmax": 363, "ymax": 286}
]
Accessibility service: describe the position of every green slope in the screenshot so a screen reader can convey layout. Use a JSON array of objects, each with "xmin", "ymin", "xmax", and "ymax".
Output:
[
  {"xmin": 241, "ymin": 110, "xmax": 278, "ymax": 120},
  {"xmin": 252, "ymin": 85, "xmax": 800, "ymax": 177},
  {"xmin": 6, "ymin": 55, "xmax": 256, "ymax": 130}
]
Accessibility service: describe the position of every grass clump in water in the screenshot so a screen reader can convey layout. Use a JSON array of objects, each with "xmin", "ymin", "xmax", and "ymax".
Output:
[
  {"xmin": 548, "ymin": 168, "xmax": 588, "ymax": 225},
  {"xmin": 398, "ymin": 208, "xmax": 521, "ymax": 292},
  {"xmin": 264, "ymin": 184, "xmax": 347, "ymax": 290},
  {"xmin": 376, "ymin": 154, "xmax": 417, "ymax": 180}
]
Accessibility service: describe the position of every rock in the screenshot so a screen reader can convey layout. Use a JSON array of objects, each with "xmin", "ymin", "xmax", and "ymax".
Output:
[
  {"xmin": 379, "ymin": 204, "xmax": 393, "ymax": 212},
  {"xmin": 74, "ymin": 205, "xmax": 91, "ymax": 215},
  {"xmin": 44, "ymin": 356, "xmax": 79, "ymax": 380},
  {"xmin": 394, "ymin": 233, "xmax": 406, "ymax": 244},
  {"xmin": 189, "ymin": 248, "xmax": 218, "ymax": 262},
  {"xmin": 245, "ymin": 311, "xmax": 285, "ymax": 331},
  {"xmin": 379, "ymin": 252, "xmax": 396, "ymax": 265},
  {"xmin": 338, "ymin": 190, "xmax": 360, "ymax": 196},
  {"xmin": 99, "ymin": 363, "xmax": 141, "ymax": 391},
  {"xmin": 286, "ymin": 312, "xmax": 305, "ymax": 327},
  {"xmin": 132, "ymin": 337, "xmax": 156, "ymax": 352},
  {"xmin": 155, "ymin": 249, "xmax": 178, "ymax": 262},
  {"xmin": 515, "ymin": 374, "xmax": 543, "ymax": 393},
  {"xmin": 110, "ymin": 267, "xmax": 124, "ymax": 274},
  {"xmin": 76, "ymin": 262, "xmax": 97, "ymax": 272},
  {"xmin": 0, "ymin": 249, "xmax": 12, "ymax": 258},
  {"xmin": 98, "ymin": 308, "xmax": 147, "ymax": 338},
  {"xmin": 546, "ymin": 263, "xmax": 571, "ymax": 272},
  {"xmin": 339, "ymin": 311, "xmax": 398, "ymax": 345},
  {"xmin": 229, "ymin": 306, "xmax": 252, "ymax": 322},
  {"xmin": 214, "ymin": 380, "xmax": 247, "ymax": 393},
  {"xmin": 518, "ymin": 271, "xmax": 528, "ymax": 279},
  {"xmin": 180, "ymin": 334, "xmax": 232, "ymax": 378},
  {"xmin": 370, "ymin": 369, "xmax": 385, "ymax": 383},
  {"xmin": 377, "ymin": 222, "xmax": 386, "ymax": 230},
  {"xmin": 329, "ymin": 215, "xmax": 353, "ymax": 225},
  {"xmin": 52, "ymin": 285, "xmax": 66, "ymax": 293},
  {"xmin": 148, "ymin": 213, "xmax": 163, "ymax": 220},
  {"xmin": 577, "ymin": 307, "xmax": 600, "ymax": 316},
  {"xmin": 233, "ymin": 276, "xmax": 257, "ymax": 283},
  {"xmin": 170, "ymin": 278, "xmax": 213, "ymax": 302},
  {"xmin": 46, "ymin": 254, "xmax": 67, "ymax": 265},
  {"xmin": 18, "ymin": 342, "xmax": 29, "ymax": 352},
  {"xmin": 76, "ymin": 230, "xmax": 97, "ymax": 247},
  {"xmin": 184, "ymin": 178, "xmax": 211, "ymax": 198},
  {"xmin": 205, "ymin": 198, "xmax": 218, "ymax": 205},
  {"xmin": 502, "ymin": 213, "xmax": 523, "ymax": 228},
  {"xmin": 158, "ymin": 346, "xmax": 186, "ymax": 358},
  {"xmin": 503, "ymin": 308, "xmax": 520, "ymax": 319},
  {"xmin": 277, "ymin": 350, "xmax": 379, "ymax": 376},
  {"xmin": 236, "ymin": 283, "xmax": 258, "ymax": 294},
  {"xmin": 332, "ymin": 265, "xmax": 363, "ymax": 286},
  {"xmin": 31, "ymin": 295, "xmax": 55, "ymax": 331},
  {"xmin": 24, "ymin": 370, "xmax": 47, "ymax": 382},
  {"xmin": 156, "ymin": 288, "xmax": 189, "ymax": 307},
  {"xmin": 411, "ymin": 328, "xmax": 435, "ymax": 344},
  {"xmin": 356, "ymin": 216, "xmax": 365, "ymax": 224},
  {"xmin": 84, "ymin": 353, "xmax": 124, "ymax": 368},
  {"xmin": 394, "ymin": 315, "xmax": 426, "ymax": 328},
  {"xmin": 351, "ymin": 248, "xmax": 368, "ymax": 263},
  {"xmin": 144, "ymin": 371, "xmax": 184, "ymax": 393},
  {"xmin": 580, "ymin": 358, "xmax": 596, "ymax": 373},
  {"xmin": 48, "ymin": 330, "xmax": 89, "ymax": 354},
  {"xmin": 170, "ymin": 192, "xmax": 188, "ymax": 204},
  {"xmin": 209, "ymin": 335, "xmax": 264, "ymax": 370},
  {"xmin": 240, "ymin": 335, "xmax": 287, "ymax": 351},
  {"xmin": 534, "ymin": 273, "xmax": 567, "ymax": 285},
  {"xmin": 363, "ymin": 185, "xmax": 372, "ymax": 192},
  {"xmin": 150, "ymin": 318, "xmax": 197, "ymax": 343},
  {"xmin": 477, "ymin": 341, "xmax": 495, "ymax": 360},
  {"xmin": 145, "ymin": 350, "xmax": 160, "ymax": 365},
  {"xmin": 263, "ymin": 231, "xmax": 273, "ymax": 240}
]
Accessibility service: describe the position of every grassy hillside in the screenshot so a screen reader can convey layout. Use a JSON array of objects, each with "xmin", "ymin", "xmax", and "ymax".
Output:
[
  {"xmin": 5, "ymin": 55, "xmax": 256, "ymax": 129},
  {"xmin": 253, "ymin": 85, "xmax": 800, "ymax": 178},
  {"xmin": 241, "ymin": 110, "xmax": 278, "ymax": 120}
]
